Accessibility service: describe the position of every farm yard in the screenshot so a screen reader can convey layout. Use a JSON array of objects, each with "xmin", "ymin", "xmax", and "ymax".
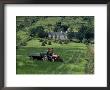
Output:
[{"xmin": 16, "ymin": 16, "xmax": 94, "ymax": 74}]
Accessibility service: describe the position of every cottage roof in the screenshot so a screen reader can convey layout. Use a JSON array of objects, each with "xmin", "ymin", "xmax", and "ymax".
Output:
[{"xmin": 48, "ymin": 32, "xmax": 67, "ymax": 36}]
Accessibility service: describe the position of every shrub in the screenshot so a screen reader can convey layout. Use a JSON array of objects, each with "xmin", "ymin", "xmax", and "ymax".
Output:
[
  {"xmin": 64, "ymin": 40, "xmax": 68, "ymax": 44},
  {"xmin": 48, "ymin": 41, "xmax": 52, "ymax": 45},
  {"xmin": 41, "ymin": 42, "xmax": 46, "ymax": 46},
  {"xmin": 28, "ymin": 37, "xmax": 32, "ymax": 41},
  {"xmin": 59, "ymin": 40, "xmax": 62, "ymax": 44},
  {"xmin": 82, "ymin": 39, "xmax": 86, "ymax": 43},
  {"xmin": 39, "ymin": 38, "xmax": 43, "ymax": 42},
  {"xmin": 82, "ymin": 39, "xmax": 91, "ymax": 45},
  {"xmin": 44, "ymin": 40, "xmax": 47, "ymax": 44},
  {"xmin": 73, "ymin": 39, "xmax": 80, "ymax": 43},
  {"xmin": 17, "ymin": 31, "xmax": 29, "ymax": 47},
  {"xmin": 16, "ymin": 45, "xmax": 20, "ymax": 49},
  {"xmin": 21, "ymin": 42, "xmax": 27, "ymax": 46},
  {"xmin": 90, "ymin": 40, "xmax": 94, "ymax": 44}
]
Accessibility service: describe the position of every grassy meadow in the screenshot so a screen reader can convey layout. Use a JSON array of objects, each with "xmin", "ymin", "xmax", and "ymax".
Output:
[
  {"xmin": 16, "ymin": 38, "xmax": 93, "ymax": 74},
  {"xmin": 16, "ymin": 16, "xmax": 94, "ymax": 74}
]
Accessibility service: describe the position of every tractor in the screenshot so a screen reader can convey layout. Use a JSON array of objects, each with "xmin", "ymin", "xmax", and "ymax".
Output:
[{"xmin": 29, "ymin": 51, "xmax": 63, "ymax": 62}]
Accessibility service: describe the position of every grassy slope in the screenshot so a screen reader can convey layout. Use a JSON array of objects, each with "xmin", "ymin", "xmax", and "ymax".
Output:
[{"xmin": 16, "ymin": 39, "xmax": 88, "ymax": 74}]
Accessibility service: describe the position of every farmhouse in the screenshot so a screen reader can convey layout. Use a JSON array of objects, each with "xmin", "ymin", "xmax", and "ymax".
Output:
[{"xmin": 48, "ymin": 31, "xmax": 68, "ymax": 40}]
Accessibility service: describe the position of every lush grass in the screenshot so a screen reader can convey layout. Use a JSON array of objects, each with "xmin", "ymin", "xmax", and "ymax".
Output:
[{"xmin": 16, "ymin": 38, "xmax": 92, "ymax": 74}]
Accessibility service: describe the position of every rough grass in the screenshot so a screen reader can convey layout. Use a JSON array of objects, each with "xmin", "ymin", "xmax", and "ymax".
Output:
[{"xmin": 16, "ymin": 38, "xmax": 93, "ymax": 74}]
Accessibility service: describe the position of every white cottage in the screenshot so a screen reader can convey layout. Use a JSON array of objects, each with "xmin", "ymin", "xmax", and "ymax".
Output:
[{"xmin": 48, "ymin": 31, "xmax": 68, "ymax": 40}]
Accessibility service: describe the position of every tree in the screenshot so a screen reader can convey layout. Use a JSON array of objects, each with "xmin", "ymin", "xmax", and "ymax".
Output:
[
  {"xmin": 48, "ymin": 41, "xmax": 52, "ymax": 45},
  {"xmin": 78, "ymin": 25, "xmax": 87, "ymax": 42},
  {"xmin": 16, "ymin": 31, "xmax": 29, "ymax": 47},
  {"xmin": 41, "ymin": 41, "xmax": 46, "ymax": 46},
  {"xmin": 47, "ymin": 24, "xmax": 52, "ymax": 32},
  {"xmin": 77, "ymin": 23, "xmax": 94, "ymax": 42},
  {"xmin": 67, "ymin": 31, "xmax": 74, "ymax": 40},
  {"xmin": 54, "ymin": 22, "xmax": 62, "ymax": 32},
  {"xmin": 85, "ymin": 29, "xmax": 94, "ymax": 40},
  {"xmin": 30, "ymin": 26, "xmax": 48, "ymax": 38},
  {"xmin": 61, "ymin": 24, "xmax": 68, "ymax": 32}
]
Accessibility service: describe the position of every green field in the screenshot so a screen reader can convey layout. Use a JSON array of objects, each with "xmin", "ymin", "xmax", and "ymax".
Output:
[{"xmin": 16, "ymin": 38, "xmax": 93, "ymax": 74}]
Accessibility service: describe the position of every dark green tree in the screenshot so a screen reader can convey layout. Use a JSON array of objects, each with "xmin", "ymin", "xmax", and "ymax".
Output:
[
  {"xmin": 67, "ymin": 31, "xmax": 74, "ymax": 40},
  {"xmin": 30, "ymin": 26, "xmax": 48, "ymax": 38}
]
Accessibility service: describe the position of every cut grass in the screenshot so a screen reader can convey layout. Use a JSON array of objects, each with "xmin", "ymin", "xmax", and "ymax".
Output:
[{"xmin": 16, "ymin": 38, "xmax": 90, "ymax": 74}]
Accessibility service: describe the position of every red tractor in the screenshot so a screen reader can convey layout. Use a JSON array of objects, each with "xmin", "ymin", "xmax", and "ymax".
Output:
[
  {"xmin": 47, "ymin": 54, "xmax": 63, "ymax": 62},
  {"xmin": 29, "ymin": 52, "xmax": 63, "ymax": 62}
]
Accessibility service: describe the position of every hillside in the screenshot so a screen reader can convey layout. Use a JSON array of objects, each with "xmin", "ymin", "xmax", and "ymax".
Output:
[
  {"xmin": 16, "ymin": 16, "xmax": 94, "ymax": 47},
  {"xmin": 16, "ymin": 16, "xmax": 94, "ymax": 74}
]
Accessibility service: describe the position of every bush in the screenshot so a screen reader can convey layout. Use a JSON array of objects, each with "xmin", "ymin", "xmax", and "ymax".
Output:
[
  {"xmin": 48, "ymin": 41, "xmax": 52, "ymax": 45},
  {"xmin": 28, "ymin": 37, "xmax": 32, "ymax": 41},
  {"xmin": 82, "ymin": 39, "xmax": 91, "ymax": 45},
  {"xmin": 82, "ymin": 39, "xmax": 88, "ymax": 44},
  {"xmin": 44, "ymin": 40, "xmax": 47, "ymax": 44},
  {"xmin": 21, "ymin": 42, "xmax": 27, "ymax": 46},
  {"xmin": 41, "ymin": 42, "xmax": 46, "ymax": 46},
  {"xmin": 16, "ymin": 45, "xmax": 20, "ymax": 49},
  {"xmin": 17, "ymin": 31, "xmax": 29, "ymax": 47},
  {"xmin": 64, "ymin": 40, "xmax": 68, "ymax": 44},
  {"xmin": 73, "ymin": 39, "xmax": 80, "ymax": 43},
  {"xmin": 90, "ymin": 40, "xmax": 94, "ymax": 44},
  {"xmin": 59, "ymin": 40, "xmax": 62, "ymax": 44},
  {"xmin": 39, "ymin": 38, "xmax": 44, "ymax": 42}
]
